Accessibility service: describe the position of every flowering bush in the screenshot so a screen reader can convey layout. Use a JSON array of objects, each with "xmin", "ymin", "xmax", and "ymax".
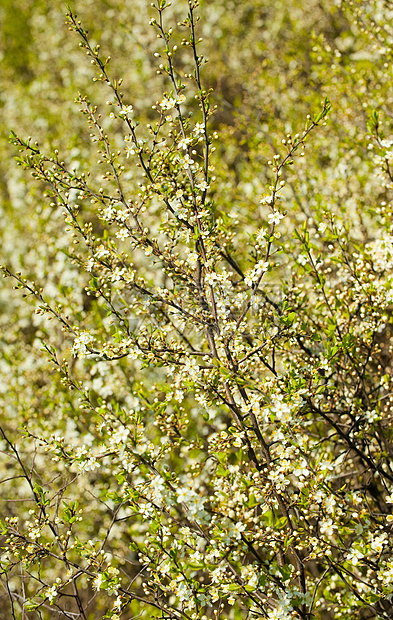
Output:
[{"xmin": 2, "ymin": 1, "xmax": 393, "ymax": 619}]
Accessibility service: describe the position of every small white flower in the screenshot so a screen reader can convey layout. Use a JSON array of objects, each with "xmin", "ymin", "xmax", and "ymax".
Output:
[
  {"xmin": 260, "ymin": 194, "xmax": 274, "ymax": 205},
  {"xmin": 177, "ymin": 486, "xmax": 193, "ymax": 503},
  {"xmin": 101, "ymin": 205, "xmax": 116, "ymax": 220},
  {"xmin": 92, "ymin": 574, "xmax": 104, "ymax": 591},
  {"xmin": 371, "ymin": 533, "xmax": 387, "ymax": 553},
  {"xmin": 182, "ymin": 154, "xmax": 194, "ymax": 170},
  {"xmin": 177, "ymin": 137, "xmax": 191, "ymax": 150},
  {"xmin": 256, "ymin": 227, "xmax": 267, "ymax": 244},
  {"xmin": 382, "ymin": 563, "xmax": 393, "ymax": 585},
  {"xmin": 268, "ymin": 211, "xmax": 284, "ymax": 226},
  {"xmin": 113, "ymin": 596, "xmax": 122, "ymax": 611},
  {"xmin": 186, "ymin": 251, "xmax": 199, "ymax": 266},
  {"xmin": 112, "ymin": 426, "xmax": 130, "ymax": 445},
  {"xmin": 75, "ymin": 445, "xmax": 88, "ymax": 458},
  {"xmin": 116, "ymin": 227, "xmax": 130, "ymax": 240},
  {"xmin": 118, "ymin": 104, "xmax": 133, "ymax": 117},
  {"xmin": 85, "ymin": 257, "xmax": 95, "ymax": 272},
  {"xmin": 293, "ymin": 459, "xmax": 310, "ymax": 478},
  {"xmin": 196, "ymin": 180, "xmax": 210, "ymax": 191},
  {"xmin": 125, "ymin": 144, "xmax": 136, "ymax": 157},
  {"xmin": 381, "ymin": 138, "xmax": 393, "ymax": 149},
  {"xmin": 193, "ymin": 122, "xmax": 205, "ymax": 137},
  {"xmin": 297, "ymin": 254, "xmax": 308, "ymax": 265},
  {"xmin": 323, "ymin": 495, "xmax": 336, "ymax": 513},
  {"xmin": 159, "ymin": 94, "xmax": 185, "ymax": 110},
  {"xmin": 241, "ymin": 565, "xmax": 259, "ymax": 590},
  {"xmin": 72, "ymin": 331, "xmax": 94, "ymax": 358},
  {"xmin": 232, "ymin": 521, "xmax": 246, "ymax": 539},
  {"xmin": 256, "ymin": 260, "xmax": 269, "ymax": 274},
  {"xmin": 319, "ymin": 518, "xmax": 336, "ymax": 537},
  {"xmin": 75, "ymin": 457, "xmax": 100, "ymax": 472},
  {"xmin": 347, "ymin": 547, "xmax": 364, "ymax": 565},
  {"xmin": 46, "ymin": 585, "xmax": 57, "ymax": 603},
  {"xmin": 233, "ymin": 434, "xmax": 243, "ymax": 447},
  {"xmin": 244, "ymin": 260, "xmax": 269, "ymax": 287},
  {"xmin": 95, "ymin": 245, "xmax": 110, "ymax": 258}
]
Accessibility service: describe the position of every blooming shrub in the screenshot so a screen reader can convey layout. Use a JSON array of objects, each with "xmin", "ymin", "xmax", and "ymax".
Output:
[{"xmin": 2, "ymin": 1, "xmax": 393, "ymax": 619}]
